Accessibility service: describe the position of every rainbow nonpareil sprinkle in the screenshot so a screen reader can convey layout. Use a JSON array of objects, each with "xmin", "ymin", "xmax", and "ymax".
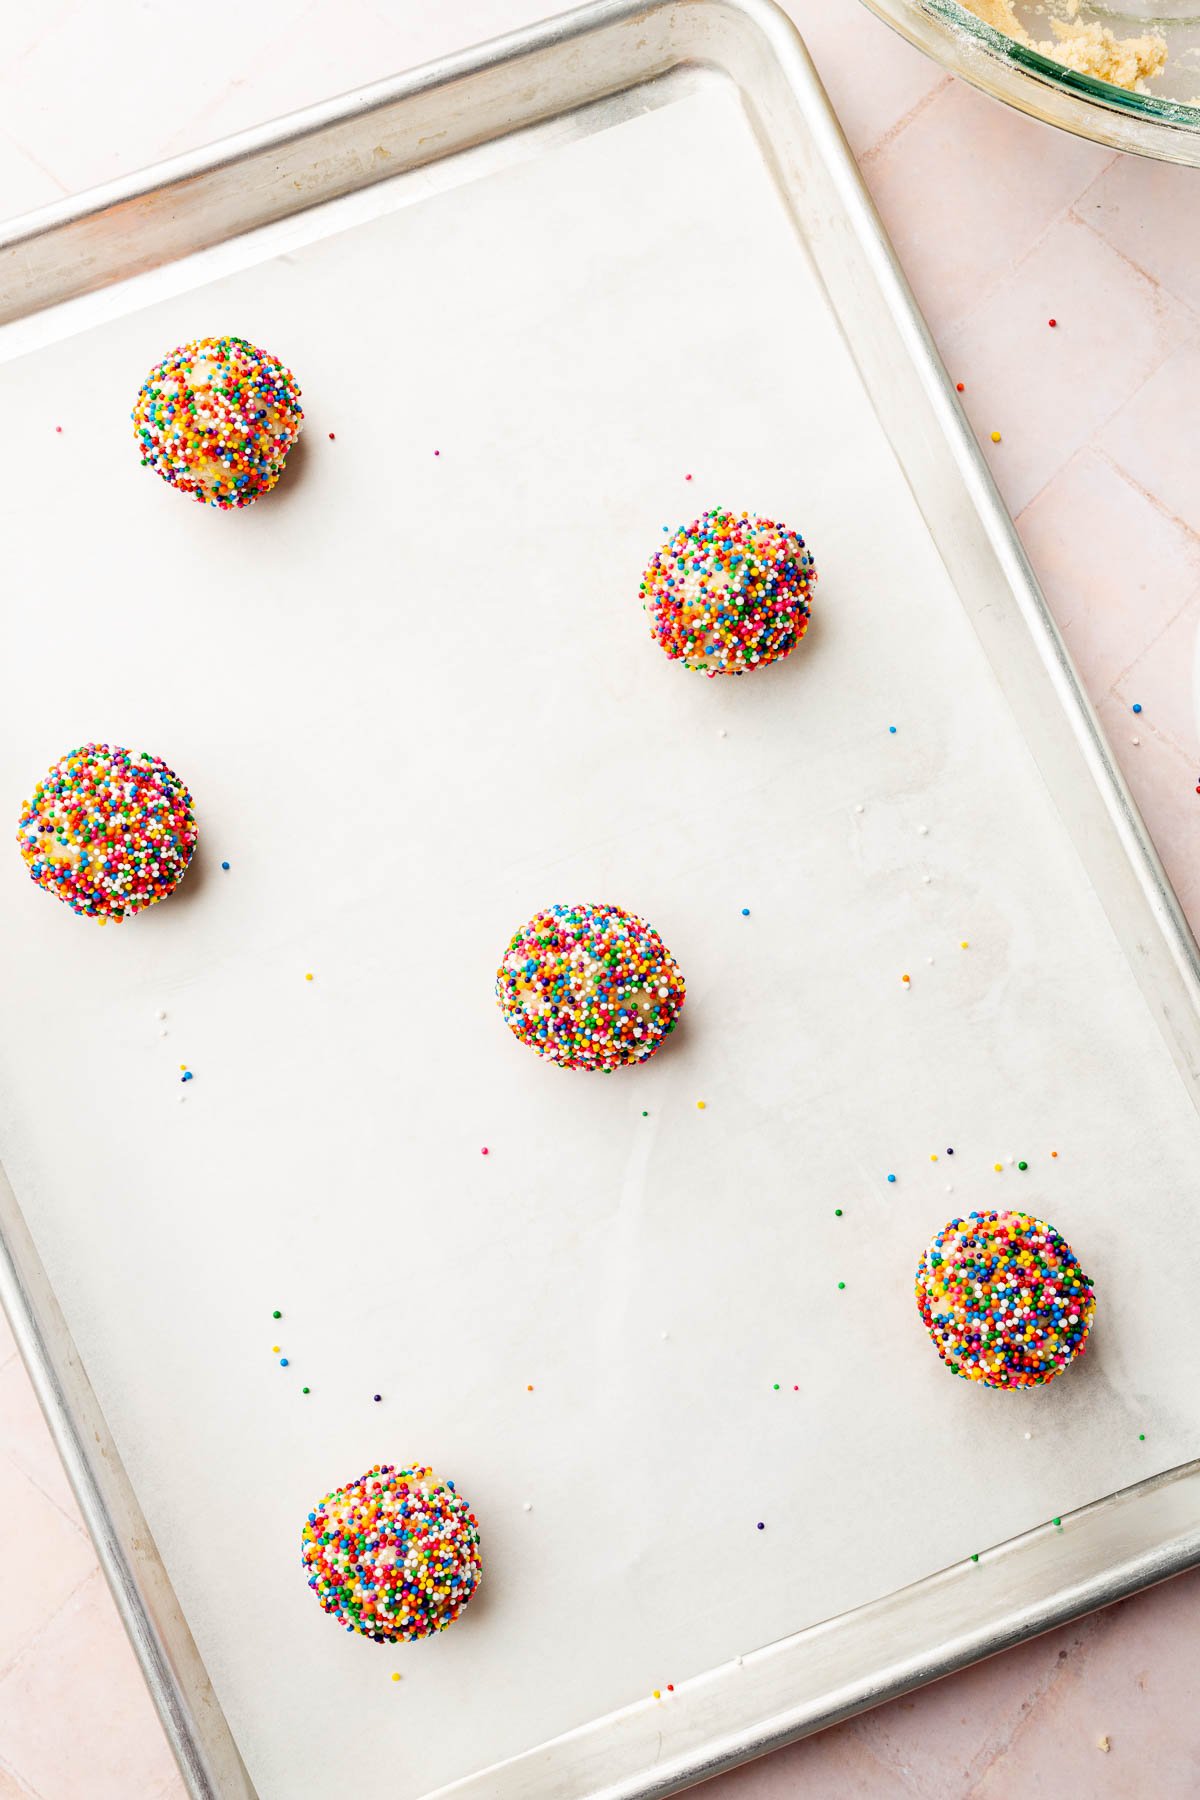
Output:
[
  {"xmin": 132, "ymin": 335, "xmax": 302, "ymax": 508},
  {"xmin": 640, "ymin": 507, "xmax": 816, "ymax": 675},
  {"xmin": 16, "ymin": 744, "xmax": 197, "ymax": 922},
  {"xmin": 916, "ymin": 1210, "xmax": 1095, "ymax": 1390},
  {"xmin": 496, "ymin": 902, "xmax": 685, "ymax": 1071},
  {"xmin": 302, "ymin": 1464, "xmax": 482, "ymax": 1644}
]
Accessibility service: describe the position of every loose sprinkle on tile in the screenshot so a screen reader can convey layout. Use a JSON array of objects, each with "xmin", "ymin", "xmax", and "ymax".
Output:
[
  {"xmin": 1132, "ymin": 702, "xmax": 1142, "ymax": 714},
  {"xmin": 990, "ymin": 431, "xmax": 1002, "ymax": 443}
]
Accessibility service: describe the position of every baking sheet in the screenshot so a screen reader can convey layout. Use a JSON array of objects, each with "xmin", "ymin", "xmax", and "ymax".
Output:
[{"xmin": 1, "ymin": 71, "xmax": 1199, "ymax": 1800}]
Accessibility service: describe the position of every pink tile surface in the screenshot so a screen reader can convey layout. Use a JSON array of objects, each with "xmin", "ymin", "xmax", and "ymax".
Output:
[
  {"xmin": 1, "ymin": 3, "xmax": 1199, "ymax": 1797},
  {"xmin": 942, "ymin": 215, "xmax": 1195, "ymax": 515},
  {"xmin": 0, "ymin": 1573, "xmax": 184, "ymax": 1800},
  {"xmin": 1098, "ymin": 339, "xmax": 1200, "ymax": 540},
  {"xmin": 861, "ymin": 76, "xmax": 1114, "ymax": 338}
]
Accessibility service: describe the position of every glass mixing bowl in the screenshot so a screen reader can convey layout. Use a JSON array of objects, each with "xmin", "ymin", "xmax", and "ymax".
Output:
[{"xmin": 859, "ymin": 0, "xmax": 1200, "ymax": 162}]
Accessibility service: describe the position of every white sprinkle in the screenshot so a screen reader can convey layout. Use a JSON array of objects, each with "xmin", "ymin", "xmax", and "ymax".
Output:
[
  {"xmin": 1131, "ymin": 735, "xmax": 1140, "ymax": 746},
  {"xmin": 523, "ymin": 1502, "xmax": 532, "ymax": 1512},
  {"xmin": 717, "ymin": 729, "xmax": 727, "ymax": 738},
  {"xmin": 734, "ymin": 1656, "xmax": 744, "ymax": 1668},
  {"xmin": 926, "ymin": 956, "xmax": 934, "ymax": 965},
  {"xmin": 945, "ymin": 1184, "xmax": 953, "ymax": 1193},
  {"xmin": 917, "ymin": 824, "xmax": 929, "ymax": 836},
  {"xmin": 159, "ymin": 1029, "xmax": 168, "ymax": 1038},
  {"xmin": 661, "ymin": 1330, "xmax": 670, "ymax": 1340},
  {"xmin": 854, "ymin": 803, "xmax": 864, "ymax": 814},
  {"xmin": 921, "ymin": 874, "xmax": 931, "ymax": 885},
  {"xmin": 1024, "ymin": 1432, "xmax": 1032, "ymax": 1440},
  {"xmin": 156, "ymin": 1009, "xmax": 166, "ymax": 1020},
  {"xmin": 1006, "ymin": 1155, "xmax": 1014, "ymax": 1165}
]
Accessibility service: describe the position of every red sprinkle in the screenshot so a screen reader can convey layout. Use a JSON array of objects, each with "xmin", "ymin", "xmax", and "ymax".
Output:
[
  {"xmin": 1048, "ymin": 318, "xmax": 1057, "ymax": 328},
  {"xmin": 480, "ymin": 1147, "xmax": 489, "ymax": 1156},
  {"xmin": 328, "ymin": 431, "xmax": 336, "ymax": 440},
  {"xmin": 955, "ymin": 383, "xmax": 964, "ymax": 392},
  {"xmin": 55, "ymin": 425, "xmax": 63, "ymax": 433}
]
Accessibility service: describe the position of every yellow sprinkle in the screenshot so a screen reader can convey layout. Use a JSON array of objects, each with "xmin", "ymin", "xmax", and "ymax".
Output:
[
  {"xmin": 272, "ymin": 1345, "xmax": 280, "ymax": 1353},
  {"xmin": 391, "ymin": 1672, "xmax": 402, "ymax": 1683},
  {"xmin": 930, "ymin": 1154, "xmax": 938, "ymax": 1162},
  {"xmin": 696, "ymin": 1101, "xmax": 706, "ymax": 1110},
  {"xmin": 960, "ymin": 940, "xmax": 969, "ymax": 949},
  {"xmin": 994, "ymin": 1163, "xmax": 1002, "ymax": 1173},
  {"xmin": 305, "ymin": 972, "xmax": 314, "ymax": 981},
  {"xmin": 652, "ymin": 1690, "xmax": 661, "ymax": 1699},
  {"xmin": 178, "ymin": 1063, "xmax": 186, "ymax": 1071},
  {"xmin": 990, "ymin": 430, "xmax": 1001, "ymax": 443}
]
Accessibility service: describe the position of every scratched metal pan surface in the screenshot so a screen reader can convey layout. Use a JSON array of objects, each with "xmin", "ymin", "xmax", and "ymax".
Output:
[{"xmin": 1, "ymin": 3, "xmax": 1199, "ymax": 1797}]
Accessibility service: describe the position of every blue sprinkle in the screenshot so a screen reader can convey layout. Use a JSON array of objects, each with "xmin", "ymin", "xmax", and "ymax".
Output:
[
  {"xmin": 181, "ymin": 1071, "xmax": 194, "ymax": 1083},
  {"xmin": 756, "ymin": 1521, "xmax": 765, "ymax": 1530},
  {"xmin": 280, "ymin": 1357, "xmax": 289, "ymax": 1367},
  {"xmin": 741, "ymin": 907, "xmax": 750, "ymax": 916},
  {"xmin": 887, "ymin": 1173, "xmax": 896, "ymax": 1183},
  {"xmin": 1132, "ymin": 703, "xmax": 1142, "ymax": 714},
  {"xmin": 888, "ymin": 725, "xmax": 897, "ymax": 734},
  {"xmin": 221, "ymin": 860, "xmax": 230, "ymax": 871}
]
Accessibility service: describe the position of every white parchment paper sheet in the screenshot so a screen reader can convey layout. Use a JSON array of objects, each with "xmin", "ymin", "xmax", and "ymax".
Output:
[{"xmin": 1, "ymin": 84, "xmax": 1199, "ymax": 1799}]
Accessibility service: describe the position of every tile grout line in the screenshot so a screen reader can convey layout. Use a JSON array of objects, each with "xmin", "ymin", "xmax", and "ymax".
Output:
[
  {"xmin": 858, "ymin": 72, "xmax": 953, "ymax": 169},
  {"xmin": 1091, "ymin": 445, "xmax": 1200, "ymax": 551},
  {"xmin": 1071, "ymin": 203, "xmax": 1200, "ymax": 330},
  {"xmin": 0, "ymin": 1562, "xmax": 99, "ymax": 1693},
  {"xmin": 0, "ymin": 1749, "xmax": 44, "ymax": 1800}
]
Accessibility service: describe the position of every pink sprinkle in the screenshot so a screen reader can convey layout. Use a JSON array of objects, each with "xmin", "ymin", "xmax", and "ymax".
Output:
[
  {"xmin": 685, "ymin": 473, "xmax": 692, "ymax": 480},
  {"xmin": 55, "ymin": 426, "xmax": 62, "ymax": 434},
  {"xmin": 434, "ymin": 450, "xmax": 440, "ymax": 457},
  {"xmin": 481, "ymin": 1146, "xmax": 489, "ymax": 1156}
]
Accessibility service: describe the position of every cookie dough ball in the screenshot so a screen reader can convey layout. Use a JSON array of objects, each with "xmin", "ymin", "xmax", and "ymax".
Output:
[
  {"xmin": 132, "ymin": 335, "xmax": 302, "ymax": 508},
  {"xmin": 301, "ymin": 1463, "xmax": 482, "ymax": 1644},
  {"xmin": 496, "ymin": 901, "xmax": 685, "ymax": 1071},
  {"xmin": 641, "ymin": 507, "xmax": 816, "ymax": 675},
  {"xmin": 916, "ymin": 1210, "xmax": 1096, "ymax": 1390},
  {"xmin": 16, "ymin": 743, "xmax": 197, "ymax": 922}
]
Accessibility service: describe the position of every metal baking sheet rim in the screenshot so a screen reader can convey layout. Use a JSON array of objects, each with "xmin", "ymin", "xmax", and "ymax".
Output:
[{"xmin": 1, "ymin": 3, "xmax": 1199, "ymax": 1797}]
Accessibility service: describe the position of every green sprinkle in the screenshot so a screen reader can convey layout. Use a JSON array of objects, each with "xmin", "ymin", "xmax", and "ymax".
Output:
[
  {"xmin": 1139, "ymin": 1433, "xmax": 1145, "ymax": 1441},
  {"xmin": 772, "ymin": 1383, "xmax": 780, "ymax": 1390},
  {"xmin": 970, "ymin": 1553, "xmax": 979, "ymax": 1563},
  {"xmin": 1017, "ymin": 1161, "xmax": 1028, "ymax": 1171},
  {"xmin": 1052, "ymin": 1517, "xmax": 1061, "ymax": 1527},
  {"xmin": 837, "ymin": 1281, "xmax": 846, "ymax": 1290},
  {"xmin": 272, "ymin": 1310, "xmax": 282, "ymax": 1319},
  {"xmin": 642, "ymin": 1111, "xmax": 648, "ymax": 1117},
  {"xmin": 302, "ymin": 1386, "xmax": 310, "ymax": 1395},
  {"xmin": 834, "ymin": 1208, "xmax": 843, "ymax": 1217}
]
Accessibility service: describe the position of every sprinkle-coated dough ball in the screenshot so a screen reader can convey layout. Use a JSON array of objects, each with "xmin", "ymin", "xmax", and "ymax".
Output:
[
  {"xmin": 916, "ymin": 1210, "xmax": 1096, "ymax": 1390},
  {"xmin": 641, "ymin": 507, "xmax": 816, "ymax": 675},
  {"xmin": 132, "ymin": 335, "xmax": 302, "ymax": 507},
  {"xmin": 301, "ymin": 1464, "xmax": 482, "ymax": 1644},
  {"xmin": 496, "ymin": 901, "xmax": 685, "ymax": 1071},
  {"xmin": 16, "ymin": 744, "xmax": 197, "ymax": 922}
]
